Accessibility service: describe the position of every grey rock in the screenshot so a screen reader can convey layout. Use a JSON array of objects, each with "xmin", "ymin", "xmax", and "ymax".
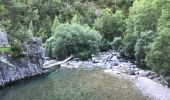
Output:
[
  {"xmin": 0, "ymin": 37, "xmax": 48, "ymax": 87},
  {"xmin": 0, "ymin": 29, "xmax": 8, "ymax": 47},
  {"xmin": 92, "ymin": 60, "xmax": 99, "ymax": 63},
  {"xmin": 135, "ymin": 71, "xmax": 139, "ymax": 75},
  {"xmin": 128, "ymin": 69, "xmax": 136, "ymax": 75},
  {"xmin": 148, "ymin": 75, "xmax": 157, "ymax": 79},
  {"xmin": 72, "ymin": 58, "xmax": 80, "ymax": 61},
  {"xmin": 138, "ymin": 70, "xmax": 150, "ymax": 77},
  {"xmin": 111, "ymin": 62, "xmax": 119, "ymax": 66}
]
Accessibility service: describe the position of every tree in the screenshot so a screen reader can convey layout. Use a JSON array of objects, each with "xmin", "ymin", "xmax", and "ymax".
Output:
[
  {"xmin": 71, "ymin": 14, "xmax": 84, "ymax": 24},
  {"xmin": 146, "ymin": 28, "xmax": 170, "ymax": 75},
  {"xmin": 51, "ymin": 16, "xmax": 60, "ymax": 33},
  {"xmin": 134, "ymin": 31, "xmax": 155, "ymax": 68},
  {"xmin": 112, "ymin": 37, "xmax": 122, "ymax": 51},
  {"xmin": 146, "ymin": 2, "xmax": 170, "ymax": 75},
  {"xmin": 45, "ymin": 23, "xmax": 102, "ymax": 60},
  {"xmin": 94, "ymin": 9, "xmax": 125, "ymax": 41},
  {"xmin": 122, "ymin": 0, "xmax": 162, "ymax": 57}
]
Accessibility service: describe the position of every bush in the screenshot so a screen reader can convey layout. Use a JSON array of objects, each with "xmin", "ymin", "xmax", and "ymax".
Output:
[
  {"xmin": 10, "ymin": 42, "xmax": 22, "ymax": 58},
  {"xmin": 94, "ymin": 9, "xmax": 125, "ymax": 41},
  {"xmin": 134, "ymin": 31, "xmax": 155, "ymax": 68},
  {"xmin": 122, "ymin": 34, "xmax": 137, "ymax": 58},
  {"xmin": 0, "ymin": 47, "xmax": 11, "ymax": 54},
  {"xmin": 100, "ymin": 39, "xmax": 112, "ymax": 52},
  {"xmin": 112, "ymin": 37, "xmax": 122, "ymax": 51},
  {"xmin": 45, "ymin": 23, "xmax": 102, "ymax": 60}
]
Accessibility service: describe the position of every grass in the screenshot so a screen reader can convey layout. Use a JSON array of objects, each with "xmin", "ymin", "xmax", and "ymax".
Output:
[{"xmin": 0, "ymin": 47, "xmax": 11, "ymax": 54}]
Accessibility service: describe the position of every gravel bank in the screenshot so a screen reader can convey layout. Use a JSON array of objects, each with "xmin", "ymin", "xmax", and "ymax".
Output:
[
  {"xmin": 104, "ymin": 69, "xmax": 170, "ymax": 100},
  {"xmin": 135, "ymin": 77, "xmax": 170, "ymax": 100}
]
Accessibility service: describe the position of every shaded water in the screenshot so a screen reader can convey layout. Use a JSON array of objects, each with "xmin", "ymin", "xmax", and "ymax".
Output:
[{"xmin": 0, "ymin": 68, "xmax": 146, "ymax": 100}]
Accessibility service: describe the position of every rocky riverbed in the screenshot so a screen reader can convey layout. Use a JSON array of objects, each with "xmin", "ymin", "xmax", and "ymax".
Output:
[
  {"xmin": 46, "ymin": 50, "xmax": 168, "ymax": 85},
  {"xmin": 45, "ymin": 50, "xmax": 170, "ymax": 100}
]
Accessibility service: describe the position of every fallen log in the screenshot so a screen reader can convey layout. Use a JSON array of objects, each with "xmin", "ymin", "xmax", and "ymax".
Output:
[{"xmin": 42, "ymin": 55, "xmax": 73, "ymax": 69}]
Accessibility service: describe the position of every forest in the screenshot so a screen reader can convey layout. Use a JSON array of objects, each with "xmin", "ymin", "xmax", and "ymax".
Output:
[{"xmin": 0, "ymin": 0, "xmax": 170, "ymax": 85}]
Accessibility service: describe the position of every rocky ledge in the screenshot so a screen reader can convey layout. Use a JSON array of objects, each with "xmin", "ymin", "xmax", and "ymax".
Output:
[{"xmin": 0, "ymin": 38, "xmax": 48, "ymax": 87}]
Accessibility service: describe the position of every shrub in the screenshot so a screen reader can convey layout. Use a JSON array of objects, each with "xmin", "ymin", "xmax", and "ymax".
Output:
[
  {"xmin": 94, "ymin": 9, "xmax": 125, "ymax": 41},
  {"xmin": 0, "ymin": 47, "xmax": 11, "ymax": 54},
  {"xmin": 112, "ymin": 37, "xmax": 122, "ymax": 51},
  {"xmin": 10, "ymin": 42, "xmax": 22, "ymax": 58},
  {"xmin": 45, "ymin": 23, "xmax": 102, "ymax": 60},
  {"xmin": 100, "ymin": 39, "xmax": 112, "ymax": 52},
  {"xmin": 134, "ymin": 31, "xmax": 155, "ymax": 68}
]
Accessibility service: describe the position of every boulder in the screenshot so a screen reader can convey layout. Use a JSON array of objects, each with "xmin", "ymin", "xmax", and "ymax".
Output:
[
  {"xmin": 138, "ymin": 70, "xmax": 150, "ymax": 77},
  {"xmin": 128, "ymin": 69, "xmax": 136, "ymax": 75}
]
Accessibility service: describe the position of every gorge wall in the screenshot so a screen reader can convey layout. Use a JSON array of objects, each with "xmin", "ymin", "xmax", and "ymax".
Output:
[{"xmin": 0, "ymin": 34, "xmax": 48, "ymax": 87}]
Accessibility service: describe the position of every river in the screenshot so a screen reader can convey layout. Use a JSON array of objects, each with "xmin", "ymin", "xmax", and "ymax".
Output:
[{"xmin": 0, "ymin": 68, "xmax": 147, "ymax": 100}]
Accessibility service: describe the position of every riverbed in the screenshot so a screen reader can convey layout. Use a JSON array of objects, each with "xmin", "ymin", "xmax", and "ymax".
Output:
[{"xmin": 0, "ymin": 68, "xmax": 147, "ymax": 100}]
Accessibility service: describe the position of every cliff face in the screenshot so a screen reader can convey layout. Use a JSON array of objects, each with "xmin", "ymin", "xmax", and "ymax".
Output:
[{"xmin": 0, "ymin": 37, "xmax": 48, "ymax": 87}]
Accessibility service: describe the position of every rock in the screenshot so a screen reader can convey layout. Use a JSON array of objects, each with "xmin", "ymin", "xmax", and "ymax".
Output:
[
  {"xmin": 0, "ymin": 29, "xmax": 8, "ymax": 47},
  {"xmin": 45, "ymin": 57, "xmax": 50, "ymax": 60},
  {"xmin": 111, "ymin": 56, "xmax": 119, "ymax": 62},
  {"xmin": 135, "ymin": 71, "xmax": 139, "ymax": 75},
  {"xmin": 0, "ymin": 37, "xmax": 47, "ymax": 87},
  {"xmin": 92, "ymin": 60, "xmax": 99, "ymax": 63},
  {"xmin": 119, "ymin": 59, "xmax": 124, "ymax": 62},
  {"xmin": 72, "ymin": 58, "xmax": 80, "ymax": 61},
  {"xmin": 111, "ymin": 62, "xmax": 119, "ymax": 66},
  {"xmin": 148, "ymin": 75, "xmax": 157, "ymax": 79},
  {"xmin": 138, "ymin": 70, "xmax": 150, "ymax": 77},
  {"xmin": 128, "ymin": 69, "xmax": 136, "ymax": 75}
]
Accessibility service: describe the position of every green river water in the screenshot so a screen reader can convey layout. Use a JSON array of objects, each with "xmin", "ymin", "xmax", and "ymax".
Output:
[{"xmin": 0, "ymin": 68, "xmax": 147, "ymax": 100}]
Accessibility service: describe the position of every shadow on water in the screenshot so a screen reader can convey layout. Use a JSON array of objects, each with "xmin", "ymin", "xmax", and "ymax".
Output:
[{"xmin": 0, "ymin": 68, "xmax": 147, "ymax": 100}]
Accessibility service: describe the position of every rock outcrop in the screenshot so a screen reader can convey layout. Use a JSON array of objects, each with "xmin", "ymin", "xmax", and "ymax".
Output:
[
  {"xmin": 0, "ymin": 29, "xmax": 8, "ymax": 47},
  {"xmin": 0, "ymin": 37, "xmax": 48, "ymax": 87}
]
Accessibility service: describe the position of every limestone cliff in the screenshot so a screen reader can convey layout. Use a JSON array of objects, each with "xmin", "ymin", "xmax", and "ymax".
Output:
[{"xmin": 0, "ymin": 37, "xmax": 48, "ymax": 87}]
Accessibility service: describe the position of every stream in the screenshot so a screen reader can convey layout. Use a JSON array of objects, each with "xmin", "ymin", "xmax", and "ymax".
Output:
[{"xmin": 0, "ymin": 68, "xmax": 147, "ymax": 100}]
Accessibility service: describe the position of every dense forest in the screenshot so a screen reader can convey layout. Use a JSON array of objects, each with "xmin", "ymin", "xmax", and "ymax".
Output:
[{"xmin": 0, "ymin": 0, "xmax": 170, "ymax": 83}]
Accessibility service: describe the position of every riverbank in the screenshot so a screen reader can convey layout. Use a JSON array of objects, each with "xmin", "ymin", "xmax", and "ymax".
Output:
[
  {"xmin": 104, "ymin": 69, "xmax": 170, "ymax": 100},
  {"xmin": 54, "ymin": 50, "xmax": 170, "ymax": 100},
  {"xmin": 1, "ymin": 50, "xmax": 170, "ymax": 100},
  {"xmin": 0, "ymin": 60, "xmax": 49, "ymax": 88}
]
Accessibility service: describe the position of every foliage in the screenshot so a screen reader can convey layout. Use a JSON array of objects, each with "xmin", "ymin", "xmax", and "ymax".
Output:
[
  {"xmin": 0, "ymin": 47, "xmax": 11, "ymax": 54},
  {"xmin": 45, "ymin": 23, "xmax": 102, "ymax": 60},
  {"xmin": 100, "ymin": 39, "xmax": 112, "ymax": 52},
  {"xmin": 51, "ymin": 16, "xmax": 60, "ymax": 34},
  {"xmin": 145, "ymin": 2, "xmax": 170, "ymax": 75},
  {"xmin": 134, "ymin": 31, "xmax": 155, "ymax": 68},
  {"xmin": 1, "ymin": 0, "xmax": 170, "ymax": 79},
  {"xmin": 10, "ymin": 42, "xmax": 22, "ymax": 58},
  {"xmin": 146, "ymin": 28, "xmax": 170, "ymax": 75},
  {"xmin": 94, "ymin": 9, "xmax": 125, "ymax": 41},
  {"xmin": 122, "ymin": 0, "xmax": 162, "ymax": 57},
  {"xmin": 112, "ymin": 37, "xmax": 122, "ymax": 51}
]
